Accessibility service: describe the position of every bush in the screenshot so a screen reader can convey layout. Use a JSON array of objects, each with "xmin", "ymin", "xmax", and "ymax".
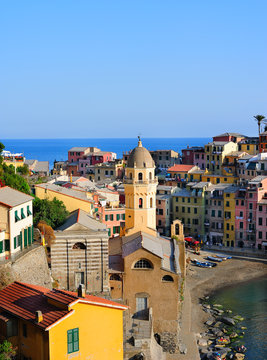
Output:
[{"xmin": 33, "ymin": 197, "xmax": 68, "ymax": 228}]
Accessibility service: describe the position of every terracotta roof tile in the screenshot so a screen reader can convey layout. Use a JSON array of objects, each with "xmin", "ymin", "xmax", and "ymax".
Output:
[
  {"xmin": 0, "ymin": 282, "xmax": 127, "ymax": 330},
  {"xmin": 168, "ymin": 164, "xmax": 195, "ymax": 172}
]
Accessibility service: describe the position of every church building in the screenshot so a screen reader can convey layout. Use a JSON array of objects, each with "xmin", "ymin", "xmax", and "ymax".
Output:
[{"xmin": 109, "ymin": 138, "xmax": 185, "ymax": 354}]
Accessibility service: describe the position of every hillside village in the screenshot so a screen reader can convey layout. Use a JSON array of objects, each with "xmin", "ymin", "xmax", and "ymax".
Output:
[{"xmin": 0, "ymin": 122, "xmax": 267, "ymax": 359}]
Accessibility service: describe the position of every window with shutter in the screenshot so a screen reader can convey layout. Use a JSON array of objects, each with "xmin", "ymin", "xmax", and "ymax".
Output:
[
  {"xmin": 14, "ymin": 237, "xmax": 17, "ymax": 249},
  {"xmin": 15, "ymin": 210, "xmax": 20, "ymax": 222},
  {"xmin": 24, "ymin": 229, "xmax": 27, "ymax": 247},
  {"xmin": 105, "ymin": 215, "xmax": 108, "ymax": 221},
  {"xmin": 122, "ymin": 214, "xmax": 125, "ymax": 220},
  {"xmin": 21, "ymin": 208, "xmax": 26, "ymax": 219},
  {"xmin": 67, "ymin": 328, "xmax": 79, "ymax": 354},
  {"xmin": 27, "ymin": 205, "xmax": 32, "ymax": 216},
  {"xmin": 117, "ymin": 214, "xmax": 120, "ymax": 220},
  {"xmin": 0, "ymin": 241, "xmax": 3, "ymax": 253}
]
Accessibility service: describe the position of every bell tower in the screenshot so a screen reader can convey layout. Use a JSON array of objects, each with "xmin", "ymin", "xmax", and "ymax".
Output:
[{"xmin": 124, "ymin": 137, "xmax": 158, "ymax": 237}]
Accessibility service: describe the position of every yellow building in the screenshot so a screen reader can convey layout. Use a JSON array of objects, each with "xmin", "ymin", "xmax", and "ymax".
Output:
[
  {"xmin": 223, "ymin": 187, "xmax": 238, "ymax": 246},
  {"xmin": 124, "ymin": 137, "xmax": 158, "ymax": 237},
  {"xmin": 35, "ymin": 183, "xmax": 94, "ymax": 214},
  {"xmin": 205, "ymin": 141, "xmax": 238, "ymax": 174},
  {"xmin": 0, "ymin": 281, "xmax": 127, "ymax": 360},
  {"xmin": 202, "ymin": 173, "xmax": 238, "ymax": 184},
  {"xmin": 238, "ymin": 138, "xmax": 259, "ymax": 155}
]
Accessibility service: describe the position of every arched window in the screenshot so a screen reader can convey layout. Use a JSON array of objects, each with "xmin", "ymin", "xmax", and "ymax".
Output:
[
  {"xmin": 139, "ymin": 198, "xmax": 143, "ymax": 208},
  {"xmin": 134, "ymin": 259, "xmax": 153, "ymax": 269},
  {"xmin": 110, "ymin": 274, "xmax": 121, "ymax": 281},
  {"xmin": 129, "ymin": 172, "xmax": 132, "ymax": 180},
  {"xmin": 149, "ymin": 172, "xmax": 152, "ymax": 180},
  {"xmin": 175, "ymin": 224, "xmax": 180, "ymax": 235},
  {"xmin": 72, "ymin": 242, "xmax": 86, "ymax": 250},
  {"xmin": 162, "ymin": 275, "xmax": 174, "ymax": 282},
  {"xmin": 138, "ymin": 172, "xmax": 143, "ymax": 181},
  {"xmin": 150, "ymin": 198, "xmax": 153, "ymax": 208}
]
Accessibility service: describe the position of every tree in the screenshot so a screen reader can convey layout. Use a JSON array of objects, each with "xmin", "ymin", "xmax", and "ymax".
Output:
[
  {"xmin": 0, "ymin": 341, "xmax": 16, "ymax": 360},
  {"xmin": 0, "ymin": 163, "xmax": 31, "ymax": 194},
  {"xmin": 0, "ymin": 142, "xmax": 4, "ymax": 165},
  {"xmin": 17, "ymin": 164, "xmax": 29, "ymax": 175},
  {"xmin": 254, "ymin": 114, "xmax": 266, "ymax": 135},
  {"xmin": 37, "ymin": 220, "xmax": 56, "ymax": 246},
  {"xmin": 33, "ymin": 197, "xmax": 68, "ymax": 228}
]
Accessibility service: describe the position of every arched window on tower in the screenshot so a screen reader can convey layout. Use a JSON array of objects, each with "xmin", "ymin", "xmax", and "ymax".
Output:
[
  {"xmin": 175, "ymin": 224, "xmax": 180, "ymax": 235},
  {"xmin": 138, "ymin": 172, "xmax": 143, "ymax": 181},
  {"xmin": 149, "ymin": 172, "xmax": 152, "ymax": 180},
  {"xmin": 139, "ymin": 198, "xmax": 143, "ymax": 208},
  {"xmin": 150, "ymin": 198, "xmax": 153, "ymax": 208},
  {"xmin": 129, "ymin": 172, "xmax": 132, "ymax": 180}
]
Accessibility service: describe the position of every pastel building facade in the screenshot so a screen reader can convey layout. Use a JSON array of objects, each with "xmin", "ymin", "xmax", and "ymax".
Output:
[
  {"xmin": 0, "ymin": 187, "xmax": 33, "ymax": 259},
  {"xmin": 205, "ymin": 141, "xmax": 238, "ymax": 175}
]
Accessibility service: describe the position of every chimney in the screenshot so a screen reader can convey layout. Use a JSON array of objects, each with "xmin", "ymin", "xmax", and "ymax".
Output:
[
  {"xmin": 77, "ymin": 284, "xmax": 85, "ymax": 298},
  {"xmin": 35, "ymin": 310, "xmax": 43, "ymax": 323}
]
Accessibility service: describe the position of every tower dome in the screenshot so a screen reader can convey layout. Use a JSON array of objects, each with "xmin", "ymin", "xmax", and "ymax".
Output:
[{"xmin": 127, "ymin": 137, "xmax": 154, "ymax": 168}]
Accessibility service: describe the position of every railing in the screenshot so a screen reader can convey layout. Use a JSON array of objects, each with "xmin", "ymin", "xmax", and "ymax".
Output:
[{"xmin": 123, "ymin": 177, "xmax": 158, "ymax": 185}]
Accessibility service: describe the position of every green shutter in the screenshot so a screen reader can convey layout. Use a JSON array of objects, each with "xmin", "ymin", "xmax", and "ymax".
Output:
[
  {"xmin": 21, "ymin": 208, "xmax": 26, "ymax": 219},
  {"xmin": 28, "ymin": 227, "xmax": 31, "ymax": 245},
  {"xmin": 113, "ymin": 226, "xmax": 116, "ymax": 234},
  {"xmin": 122, "ymin": 214, "xmax": 125, "ymax": 220},
  {"xmin": 14, "ymin": 237, "xmax": 16, "ymax": 249},
  {"xmin": 110, "ymin": 214, "xmax": 113, "ymax": 221},
  {"xmin": 15, "ymin": 210, "xmax": 20, "ymax": 222},
  {"xmin": 5, "ymin": 240, "xmax": 10, "ymax": 251},
  {"xmin": 32, "ymin": 225, "xmax": 34, "ymax": 243},
  {"xmin": 105, "ymin": 215, "xmax": 108, "ymax": 221},
  {"xmin": 73, "ymin": 328, "xmax": 79, "ymax": 352},
  {"xmin": 24, "ymin": 230, "xmax": 27, "ymax": 247},
  {"xmin": 67, "ymin": 330, "xmax": 73, "ymax": 353},
  {"xmin": 116, "ymin": 214, "xmax": 120, "ymax": 221},
  {"xmin": 24, "ymin": 229, "xmax": 27, "ymax": 247},
  {"xmin": 27, "ymin": 205, "xmax": 32, "ymax": 216},
  {"xmin": 108, "ymin": 228, "xmax": 111, "ymax": 236},
  {"xmin": 0, "ymin": 241, "xmax": 3, "ymax": 253}
]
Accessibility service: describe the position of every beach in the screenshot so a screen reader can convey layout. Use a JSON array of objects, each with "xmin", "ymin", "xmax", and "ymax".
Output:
[{"xmin": 175, "ymin": 250, "xmax": 267, "ymax": 360}]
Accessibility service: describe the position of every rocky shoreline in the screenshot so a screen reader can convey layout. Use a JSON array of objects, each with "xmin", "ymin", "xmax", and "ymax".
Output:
[
  {"xmin": 184, "ymin": 250, "xmax": 267, "ymax": 360},
  {"xmin": 197, "ymin": 299, "xmax": 247, "ymax": 360}
]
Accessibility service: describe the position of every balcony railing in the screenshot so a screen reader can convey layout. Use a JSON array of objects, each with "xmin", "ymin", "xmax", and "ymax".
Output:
[{"xmin": 124, "ymin": 177, "xmax": 158, "ymax": 185}]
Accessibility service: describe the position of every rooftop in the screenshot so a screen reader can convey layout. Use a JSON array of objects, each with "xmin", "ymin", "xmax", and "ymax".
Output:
[
  {"xmin": 0, "ymin": 186, "xmax": 33, "ymax": 208},
  {"xmin": 213, "ymin": 132, "xmax": 245, "ymax": 138},
  {"xmin": 56, "ymin": 209, "xmax": 107, "ymax": 232},
  {"xmin": 35, "ymin": 183, "xmax": 94, "ymax": 203},
  {"xmin": 0, "ymin": 282, "xmax": 127, "ymax": 331},
  {"xmin": 249, "ymin": 175, "xmax": 267, "ymax": 184},
  {"xmin": 68, "ymin": 147, "xmax": 90, "ymax": 152},
  {"xmin": 168, "ymin": 164, "xmax": 195, "ymax": 172}
]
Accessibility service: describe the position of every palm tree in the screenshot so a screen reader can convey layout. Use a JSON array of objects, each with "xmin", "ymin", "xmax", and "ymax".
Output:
[{"xmin": 254, "ymin": 114, "xmax": 266, "ymax": 135}]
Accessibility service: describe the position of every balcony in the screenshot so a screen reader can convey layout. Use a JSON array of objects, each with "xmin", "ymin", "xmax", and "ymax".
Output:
[{"xmin": 124, "ymin": 177, "xmax": 158, "ymax": 185}]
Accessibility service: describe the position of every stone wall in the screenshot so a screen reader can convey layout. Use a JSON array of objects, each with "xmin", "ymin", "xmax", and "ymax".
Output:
[{"xmin": 0, "ymin": 245, "xmax": 52, "ymax": 289}]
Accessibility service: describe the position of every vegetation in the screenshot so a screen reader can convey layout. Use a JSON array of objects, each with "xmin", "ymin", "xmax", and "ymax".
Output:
[
  {"xmin": 33, "ymin": 197, "xmax": 68, "ymax": 228},
  {"xmin": 254, "ymin": 114, "xmax": 266, "ymax": 135},
  {"xmin": 17, "ymin": 164, "xmax": 29, "ymax": 175},
  {"xmin": 0, "ymin": 341, "xmax": 16, "ymax": 360},
  {"xmin": 0, "ymin": 142, "xmax": 31, "ymax": 194},
  {"xmin": 37, "ymin": 220, "xmax": 56, "ymax": 246}
]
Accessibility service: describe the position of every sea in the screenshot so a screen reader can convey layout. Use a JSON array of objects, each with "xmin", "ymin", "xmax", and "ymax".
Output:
[
  {"xmin": 1, "ymin": 138, "xmax": 211, "ymax": 169},
  {"xmin": 210, "ymin": 277, "xmax": 267, "ymax": 360}
]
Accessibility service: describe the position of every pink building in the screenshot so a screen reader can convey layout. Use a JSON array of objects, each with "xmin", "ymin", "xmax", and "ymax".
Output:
[
  {"xmin": 96, "ymin": 206, "xmax": 125, "ymax": 237},
  {"xmin": 68, "ymin": 147, "xmax": 93, "ymax": 163},
  {"xmin": 213, "ymin": 132, "xmax": 245, "ymax": 143},
  {"xmin": 246, "ymin": 176, "xmax": 267, "ymax": 247},
  {"xmin": 182, "ymin": 146, "xmax": 205, "ymax": 169},
  {"xmin": 193, "ymin": 149, "xmax": 206, "ymax": 170},
  {"xmin": 256, "ymin": 191, "xmax": 267, "ymax": 252}
]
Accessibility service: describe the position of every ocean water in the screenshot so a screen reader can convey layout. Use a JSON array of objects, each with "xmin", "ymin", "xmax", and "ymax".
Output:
[
  {"xmin": 210, "ymin": 277, "xmax": 267, "ymax": 360},
  {"xmin": 0, "ymin": 138, "xmax": 210, "ymax": 168}
]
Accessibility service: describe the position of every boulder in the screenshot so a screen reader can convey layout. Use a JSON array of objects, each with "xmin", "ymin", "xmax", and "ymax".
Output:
[
  {"xmin": 233, "ymin": 315, "xmax": 244, "ymax": 321},
  {"xmin": 213, "ymin": 304, "xmax": 223, "ymax": 308},
  {"xmin": 234, "ymin": 353, "xmax": 245, "ymax": 360},
  {"xmin": 205, "ymin": 320, "xmax": 214, "ymax": 326},
  {"xmin": 213, "ymin": 321, "xmax": 222, "ymax": 328},
  {"xmin": 198, "ymin": 339, "xmax": 208, "ymax": 347},
  {"xmin": 229, "ymin": 332, "xmax": 238, "ymax": 339},
  {"xmin": 221, "ymin": 317, "xmax": 235, "ymax": 326}
]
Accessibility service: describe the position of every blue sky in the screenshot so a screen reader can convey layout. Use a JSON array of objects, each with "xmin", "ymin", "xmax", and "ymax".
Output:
[{"xmin": 0, "ymin": 1, "xmax": 266, "ymax": 138}]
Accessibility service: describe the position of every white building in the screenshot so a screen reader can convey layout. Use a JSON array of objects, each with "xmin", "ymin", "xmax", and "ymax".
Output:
[{"xmin": 0, "ymin": 186, "xmax": 33, "ymax": 259}]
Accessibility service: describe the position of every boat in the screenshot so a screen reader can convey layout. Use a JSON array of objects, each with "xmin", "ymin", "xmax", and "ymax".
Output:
[
  {"xmin": 191, "ymin": 259, "xmax": 217, "ymax": 268},
  {"xmin": 215, "ymin": 254, "xmax": 232, "ymax": 260},
  {"xmin": 206, "ymin": 256, "xmax": 223, "ymax": 263}
]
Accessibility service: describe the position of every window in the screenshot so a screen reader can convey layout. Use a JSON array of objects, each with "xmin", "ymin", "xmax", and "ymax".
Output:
[
  {"xmin": 182, "ymin": 207, "xmax": 185, "ymax": 213},
  {"xmin": 139, "ymin": 198, "xmax": 143, "ymax": 208},
  {"xmin": 259, "ymin": 231, "xmax": 262, "ymax": 239},
  {"xmin": 162, "ymin": 275, "xmax": 174, "ymax": 282},
  {"xmin": 134, "ymin": 259, "xmax": 153, "ymax": 269},
  {"xmin": 67, "ymin": 328, "xmax": 79, "ymax": 354},
  {"xmin": 110, "ymin": 274, "xmax": 120, "ymax": 281},
  {"xmin": 110, "ymin": 214, "xmax": 114, "ymax": 221},
  {"xmin": 175, "ymin": 206, "xmax": 178, "ymax": 212},
  {"xmin": 194, "ymin": 208, "xmax": 197, "ymax": 214},
  {"xmin": 240, "ymin": 222, "xmax": 243, "ymax": 229},
  {"xmin": 259, "ymin": 218, "xmax": 262, "ymax": 226},
  {"xmin": 122, "ymin": 214, "xmax": 125, "ymax": 220},
  {"xmin": 249, "ymin": 193, "xmax": 253, "ymax": 198},
  {"xmin": 226, "ymin": 223, "xmax": 230, "ymax": 230},
  {"xmin": 236, "ymin": 200, "xmax": 239, "ymax": 206},
  {"xmin": 15, "ymin": 210, "xmax": 20, "ymax": 222},
  {"xmin": 6, "ymin": 318, "xmax": 18, "ymax": 337},
  {"xmin": 73, "ymin": 242, "xmax": 86, "ymax": 250},
  {"xmin": 105, "ymin": 215, "xmax": 108, "ymax": 221},
  {"xmin": 194, "ymin": 198, "xmax": 197, "ymax": 203},
  {"xmin": 226, "ymin": 194, "xmax": 230, "ymax": 198},
  {"xmin": 150, "ymin": 198, "xmax": 153, "ymax": 208},
  {"xmin": 187, "ymin": 207, "xmax": 190, "ymax": 213},
  {"xmin": 218, "ymin": 210, "xmax": 222, "ymax": 217},
  {"xmin": 249, "ymin": 203, "xmax": 253, "ymax": 210},
  {"xmin": 259, "ymin": 205, "xmax": 262, "ymax": 212},
  {"xmin": 22, "ymin": 323, "xmax": 27, "ymax": 338},
  {"xmin": 117, "ymin": 214, "xmax": 120, "ymax": 220},
  {"xmin": 187, "ymin": 198, "xmax": 190, "ymax": 203},
  {"xmin": 138, "ymin": 172, "xmax": 143, "ymax": 181},
  {"xmin": 182, "ymin": 198, "xmax": 185, "ymax": 203},
  {"xmin": 211, "ymin": 210, "xmax": 215, "ymax": 217},
  {"xmin": 240, "ymin": 211, "xmax": 243, "ymax": 217}
]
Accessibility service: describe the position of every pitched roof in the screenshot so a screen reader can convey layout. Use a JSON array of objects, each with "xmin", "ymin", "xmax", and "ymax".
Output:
[
  {"xmin": 213, "ymin": 132, "xmax": 245, "ymax": 138},
  {"xmin": 167, "ymin": 164, "xmax": 195, "ymax": 172},
  {"xmin": 0, "ymin": 282, "xmax": 127, "ymax": 331},
  {"xmin": 56, "ymin": 209, "xmax": 107, "ymax": 232},
  {"xmin": 0, "ymin": 186, "xmax": 33, "ymax": 208},
  {"xmin": 68, "ymin": 147, "xmax": 90, "ymax": 152},
  {"xmin": 35, "ymin": 183, "xmax": 94, "ymax": 203}
]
